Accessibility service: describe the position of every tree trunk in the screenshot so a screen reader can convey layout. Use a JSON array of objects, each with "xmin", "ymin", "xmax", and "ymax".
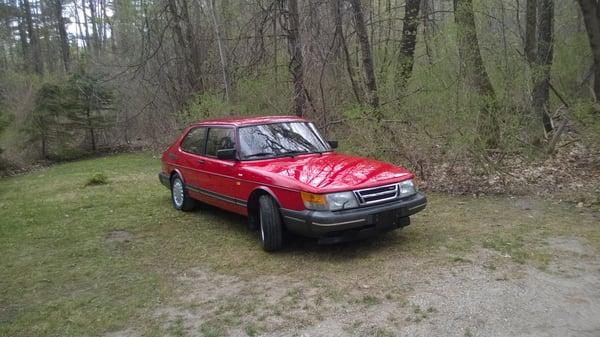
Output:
[
  {"xmin": 54, "ymin": 0, "xmax": 70, "ymax": 72},
  {"xmin": 22, "ymin": 0, "xmax": 43, "ymax": 75},
  {"xmin": 273, "ymin": 4, "xmax": 278, "ymax": 77},
  {"xmin": 167, "ymin": 0, "xmax": 195, "ymax": 91},
  {"xmin": 454, "ymin": 0, "xmax": 499, "ymax": 148},
  {"xmin": 532, "ymin": 0, "xmax": 554, "ymax": 134},
  {"xmin": 17, "ymin": 2, "xmax": 30, "ymax": 71},
  {"xmin": 86, "ymin": 107, "xmax": 96, "ymax": 151},
  {"xmin": 348, "ymin": 0, "xmax": 379, "ymax": 110},
  {"xmin": 209, "ymin": 0, "xmax": 231, "ymax": 101},
  {"xmin": 284, "ymin": 0, "xmax": 306, "ymax": 117},
  {"xmin": 577, "ymin": 0, "xmax": 600, "ymax": 101},
  {"xmin": 525, "ymin": 0, "xmax": 536, "ymax": 64},
  {"xmin": 334, "ymin": 0, "xmax": 362, "ymax": 105},
  {"xmin": 181, "ymin": 0, "xmax": 203, "ymax": 91},
  {"xmin": 395, "ymin": 0, "xmax": 421, "ymax": 99},
  {"xmin": 88, "ymin": 0, "xmax": 101, "ymax": 54},
  {"xmin": 82, "ymin": 0, "xmax": 91, "ymax": 51},
  {"xmin": 101, "ymin": 0, "xmax": 108, "ymax": 47}
]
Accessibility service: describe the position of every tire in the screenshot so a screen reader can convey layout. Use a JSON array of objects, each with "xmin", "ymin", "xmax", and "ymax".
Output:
[
  {"xmin": 247, "ymin": 211, "xmax": 259, "ymax": 231},
  {"xmin": 170, "ymin": 174, "xmax": 196, "ymax": 211},
  {"xmin": 258, "ymin": 195, "xmax": 283, "ymax": 251}
]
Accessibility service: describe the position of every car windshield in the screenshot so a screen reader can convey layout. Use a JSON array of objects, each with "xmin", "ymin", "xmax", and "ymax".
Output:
[{"xmin": 239, "ymin": 122, "xmax": 330, "ymax": 160}]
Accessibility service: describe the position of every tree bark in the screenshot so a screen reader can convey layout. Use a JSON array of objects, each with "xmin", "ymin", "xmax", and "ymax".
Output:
[
  {"xmin": 101, "ymin": 0, "xmax": 108, "ymax": 47},
  {"xmin": 395, "ymin": 0, "xmax": 421, "ymax": 99},
  {"xmin": 181, "ymin": 0, "xmax": 203, "ymax": 91},
  {"xmin": 283, "ymin": 0, "xmax": 306, "ymax": 117},
  {"xmin": 209, "ymin": 0, "xmax": 231, "ymax": 101},
  {"xmin": 22, "ymin": 0, "xmax": 43, "ymax": 75},
  {"xmin": 54, "ymin": 0, "xmax": 70, "ymax": 72},
  {"xmin": 17, "ymin": 1, "xmax": 30, "ymax": 71},
  {"xmin": 525, "ymin": 0, "xmax": 536, "ymax": 64},
  {"xmin": 577, "ymin": 0, "xmax": 600, "ymax": 101},
  {"xmin": 454, "ymin": 0, "xmax": 499, "ymax": 148},
  {"xmin": 86, "ymin": 107, "xmax": 96, "ymax": 151},
  {"xmin": 89, "ymin": 0, "xmax": 101, "ymax": 54},
  {"xmin": 532, "ymin": 0, "xmax": 554, "ymax": 134},
  {"xmin": 348, "ymin": 0, "xmax": 379, "ymax": 110},
  {"xmin": 167, "ymin": 0, "xmax": 202, "ymax": 91},
  {"xmin": 82, "ymin": 0, "xmax": 91, "ymax": 51},
  {"xmin": 334, "ymin": 0, "xmax": 362, "ymax": 105}
]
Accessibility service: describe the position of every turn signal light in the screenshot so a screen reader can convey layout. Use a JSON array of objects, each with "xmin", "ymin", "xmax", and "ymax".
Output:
[{"xmin": 300, "ymin": 191, "xmax": 326, "ymax": 205}]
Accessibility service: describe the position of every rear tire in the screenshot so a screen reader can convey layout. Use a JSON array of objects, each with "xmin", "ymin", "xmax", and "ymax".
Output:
[
  {"xmin": 171, "ymin": 174, "xmax": 196, "ymax": 211},
  {"xmin": 258, "ymin": 195, "xmax": 283, "ymax": 251}
]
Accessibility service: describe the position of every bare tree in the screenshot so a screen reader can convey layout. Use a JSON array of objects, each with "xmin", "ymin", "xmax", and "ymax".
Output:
[
  {"xmin": 395, "ymin": 0, "xmax": 421, "ymax": 100},
  {"xmin": 88, "ymin": 0, "xmax": 100, "ymax": 54},
  {"xmin": 532, "ymin": 0, "xmax": 554, "ymax": 134},
  {"xmin": 348, "ymin": 0, "xmax": 379, "ymax": 110},
  {"xmin": 17, "ymin": 0, "xmax": 30, "ymax": 70},
  {"xmin": 333, "ymin": 0, "xmax": 362, "ymax": 104},
  {"xmin": 454, "ymin": 0, "xmax": 499, "ymax": 147},
  {"xmin": 209, "ymin": 0, "xmax": 231, "ymax": 102},
  {"xmin": 22, "ymin": 0, "xmax": 43, "ymax": 75},
  {"xmin": 525, "ymin": 0, "xmax": 536, "ymax": 65},
  {"xmin": 577, "ymin": 0, "xmax": 600, "ymax": 101},
  {"xmin": 54, "ymin": 0, "xmax": 70, "ymax": 72},
  {"xmin": 167, "ymin": 0, "xmax": 203, "ymax": 92},
  {"xmin": 281, "ymin": 0, "xmax": 306, "ymax": 117}
]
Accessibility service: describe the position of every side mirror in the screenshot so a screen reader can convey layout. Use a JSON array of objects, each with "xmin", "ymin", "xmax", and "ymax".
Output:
[
  {"xmin": 328, "ymin": 140, "xmax": 338, "ymax": 149},
  {"xmin": 216, "ymin": 148, "xmax": 236, "ymax": 160}
]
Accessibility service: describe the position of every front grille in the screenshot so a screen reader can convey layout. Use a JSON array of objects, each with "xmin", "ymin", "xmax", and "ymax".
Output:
[{"xmin": 354, "ymin": 183, "xmax": 399, "ymax": 206}]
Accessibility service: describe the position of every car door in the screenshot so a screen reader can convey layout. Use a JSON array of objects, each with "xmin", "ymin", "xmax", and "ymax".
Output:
[
  {"xmin": 177, "ymin": 126, "xmax": 208, "ymax": 196},
  {"xmin": 198, "ymin": 126, "xmax": 245, "ymax": 213}
]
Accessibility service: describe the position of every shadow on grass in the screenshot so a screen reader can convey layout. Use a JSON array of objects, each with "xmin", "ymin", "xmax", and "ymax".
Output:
[{"xmin": 182, "ymin": 200, "xmax": 414, "ymax": 260}]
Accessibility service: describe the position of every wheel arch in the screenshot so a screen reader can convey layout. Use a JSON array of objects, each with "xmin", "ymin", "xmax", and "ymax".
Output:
[
  {"xmin": 169, "ymin": 168, "xmax": 185, "ymax": 184},
  {"xmin": 247, "ymin": 187, "xmax": 283, "ymax": 226}
]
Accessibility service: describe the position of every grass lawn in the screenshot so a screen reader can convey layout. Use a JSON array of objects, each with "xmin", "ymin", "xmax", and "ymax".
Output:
[{"xmin": 0, "ymin": 153, "xmax": 598, "ymax": 337}]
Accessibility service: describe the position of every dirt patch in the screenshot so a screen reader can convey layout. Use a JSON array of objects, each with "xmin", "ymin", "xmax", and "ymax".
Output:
[
  {"xmin": 154, "ymin": 238, "xmax": 600, "ymax": 337},
  {"xmin": 546, "ymin": 237, "xmax": 592, "ymax": 255},
  {"xmin": 104, "ymin": 230, "xmax": 134, "ymax": 243}
]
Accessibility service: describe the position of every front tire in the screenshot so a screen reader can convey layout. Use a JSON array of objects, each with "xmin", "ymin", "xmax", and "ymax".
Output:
[
  {"xmin": 258, "ymin": 195, "xmax": 283, "ymax": 251},
  {"xmin": 171, "ymin": 174, "xmax": 196, "ymax": 211}
]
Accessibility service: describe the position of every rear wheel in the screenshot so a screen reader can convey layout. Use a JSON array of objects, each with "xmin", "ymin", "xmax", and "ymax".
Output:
[
  {"xmin": 171, "ymin": 174, "xmax": 196, "ymax": 211},
  {"xmin": 258, "ymin": 195, "xmax": 283, "ymax": 251}
]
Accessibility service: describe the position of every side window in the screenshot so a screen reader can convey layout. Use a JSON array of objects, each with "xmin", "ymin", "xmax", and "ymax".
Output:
[
  {"xmin": 206, "ymin": 128, "xmax": 235, "ymax": 157},
  {"xmin": 180, "ymin": 127, "xmax": 207, "ymax": 155}
]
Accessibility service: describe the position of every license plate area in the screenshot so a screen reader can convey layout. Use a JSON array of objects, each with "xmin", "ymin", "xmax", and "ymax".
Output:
[{"xmin": 374, "ymin": 209, "xmax": 400, "ymax": 226}]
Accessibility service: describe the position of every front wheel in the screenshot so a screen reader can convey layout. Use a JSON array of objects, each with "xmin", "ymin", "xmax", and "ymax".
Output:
[
  {"xmin": 171, "ymin": 174, "xmax": 196, "ymax": 211},
  {"xmin": 258, "ymin": 195, "xmax": 283, "ymax": 251}
]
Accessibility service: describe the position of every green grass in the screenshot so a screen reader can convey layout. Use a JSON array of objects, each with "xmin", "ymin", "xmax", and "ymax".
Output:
[
  {"xmin": 0, "ymin": 153, "xmax": 598, "ymax": 336},
  {"xmin": 85, "ymin": 172, "xmax": 109, "ymax": 186}
]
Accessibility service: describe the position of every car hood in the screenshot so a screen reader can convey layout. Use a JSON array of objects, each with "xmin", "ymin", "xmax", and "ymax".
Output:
[{"xmin": 241, "ymin": 152, "xmax": 413, "ymax": 193}]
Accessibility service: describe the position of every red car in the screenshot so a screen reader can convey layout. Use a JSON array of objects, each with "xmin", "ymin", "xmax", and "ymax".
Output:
[{"xmin": 159, "ymin": 116, "xmax": 426, "ymax": 251}]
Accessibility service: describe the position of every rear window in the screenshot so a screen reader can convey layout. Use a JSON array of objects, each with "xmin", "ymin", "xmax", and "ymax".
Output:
[{"xmin": 180, "ymin": 127, "xmax": 207, "ymax": 154}]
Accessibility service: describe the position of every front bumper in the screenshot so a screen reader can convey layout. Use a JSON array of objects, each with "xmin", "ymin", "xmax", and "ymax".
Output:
[
  {"xmin": 281, "ymin": 192, "xmax": 427, "ymax": 243},
  {"xmin": 158, "ymin": 172, "xmax": 170, "ymax": 188}
]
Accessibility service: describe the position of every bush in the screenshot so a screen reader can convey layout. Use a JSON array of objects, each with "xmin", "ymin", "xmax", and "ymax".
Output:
[{"xmin": 85, "ymin": 173, "xmax": 109, "ymax": 186}]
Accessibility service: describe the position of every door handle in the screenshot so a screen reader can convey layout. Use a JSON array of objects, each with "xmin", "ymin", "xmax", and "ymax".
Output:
[{"xmin": 197, "ymin": 159, "xmax": 205, "ymax": 164}]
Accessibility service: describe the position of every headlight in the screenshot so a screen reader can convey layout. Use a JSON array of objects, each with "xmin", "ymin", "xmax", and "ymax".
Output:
[
  {"xmin": 301, "ymin": 191, "xmax": 358, "ymax": 211},
  {"xmin": 399, "ymin": 179, "xmax": 416, "ymax": 196}
]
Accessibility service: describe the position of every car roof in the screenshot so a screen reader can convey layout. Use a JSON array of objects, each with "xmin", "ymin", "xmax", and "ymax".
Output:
[{"xmin": 191, "ymin": 115, "xmax": 308, "ymax": 127}]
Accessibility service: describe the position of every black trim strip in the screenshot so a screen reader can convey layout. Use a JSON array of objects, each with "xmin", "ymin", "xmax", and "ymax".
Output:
[{"xmin": 186, "ymin": 184, "xmax": 247, "ymax": 207}]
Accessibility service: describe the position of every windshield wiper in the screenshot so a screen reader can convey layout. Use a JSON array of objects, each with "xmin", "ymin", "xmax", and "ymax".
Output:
[
  {"xmin": 245, "ymin": 150, "xmax": 311, "ymax": 160},
  {"xmin": 244, "ymin": 152, "xmax": 275, "ymax": 159},
  {"xmin": 282, "ymin": 150, "xmax": 310, "ymax": 157}
]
